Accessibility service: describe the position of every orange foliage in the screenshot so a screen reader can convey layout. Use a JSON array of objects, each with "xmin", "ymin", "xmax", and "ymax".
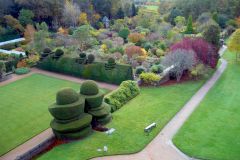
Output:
[
  {"xmin": 235, "ymin": 16, "xmax": 240, "ymax": 27},
  {"xmin": 128, "ymin": 33, "xmax": 145, "ymax": 43},
  {"xmin": 24, "ymin": 24, "xmax": 36, "ymax": 43},
  {"xmin": 17, "ymin": 59, "xmax": 27, "ymax": 68},
  {"xmin": 58, "ymin": 27, "xmax": 69, "ymax": 35},
  {"xmin": 125, "ymin": 46, "xmax": 148, "ymax": 59}
]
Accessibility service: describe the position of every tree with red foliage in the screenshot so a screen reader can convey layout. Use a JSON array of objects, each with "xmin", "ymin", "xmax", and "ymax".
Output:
[{"xmin": 170, "ymin": 38, "xmax": 219, "ymax": 68}]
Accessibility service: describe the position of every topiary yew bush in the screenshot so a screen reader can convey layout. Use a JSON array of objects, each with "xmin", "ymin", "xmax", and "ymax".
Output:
[
  {"xmin": 80, "ymin": 80, "xmax": 99, "ymax": 96},
  {"xmin": 104, "ymin": 80, "xmax": 140, "ymax": 112},
  {"xmin": 48, "ymin": 88, "xmax": 92, "ymax": 139},
  {"xmin": 87, "ymin": 54, "xmax": 95, "ymax": 64},
  {"xmin": 80, "ymin": 80, "xmax": 112, "ymax": 125}
]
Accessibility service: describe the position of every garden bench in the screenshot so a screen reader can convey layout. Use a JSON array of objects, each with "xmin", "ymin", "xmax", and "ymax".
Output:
[{"xmin": 144, "ymin": 123, "xmax": 157, "ymax": 133}]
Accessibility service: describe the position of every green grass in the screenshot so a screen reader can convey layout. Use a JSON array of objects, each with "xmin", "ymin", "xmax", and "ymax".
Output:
[
  {"xmin": 0, "ymin": 74, "xmax": 108, "ymax": 156},
  {"xmin": 145, "ymin": 5, "xmax": 159, "ymax": 11},
  {"xmin": 173, "ymin": 51, "xmax": 240, "ymax": 160},
  {"xmin": 39, "ymin": 78, "xmax": 211, "ymax": 160}
]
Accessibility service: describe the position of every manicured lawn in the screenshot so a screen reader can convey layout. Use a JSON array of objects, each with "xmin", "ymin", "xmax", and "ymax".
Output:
[
  {"xmin": 0, "ymin": 74, "xmax": 108, "ymax": 156},
  {"xmin": 173, "ymin": 51, "xmax": 240, "ymax": 160},
  {"xmin": 39, "ymin": 78, "xmax": 210, "ymax": 160}
]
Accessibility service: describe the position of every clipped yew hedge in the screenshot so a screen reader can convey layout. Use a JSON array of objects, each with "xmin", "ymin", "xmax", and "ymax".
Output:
[{"xmin": 37, "ymin": 57, "xmax": 133, "ymax": 85}]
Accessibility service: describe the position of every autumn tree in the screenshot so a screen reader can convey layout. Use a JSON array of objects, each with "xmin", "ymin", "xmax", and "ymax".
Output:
[
  {"xmin": 62, "ymin": 0, "xmax": 81, "ymax": 27},
  {"xmin": 4, "ymin": 15, "xmax": 24, "ymax": 34},
  {"xmin": 228, "ymin": 29, "xmax": 240, "ymax": 61},
  {"xmin": 24, "ymin": 24, "xmax": 36, "ymax": 43}
]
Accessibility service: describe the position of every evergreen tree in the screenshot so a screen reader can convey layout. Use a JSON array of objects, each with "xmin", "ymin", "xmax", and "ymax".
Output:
[
  {"xmin": 131, "ymin": 4, "xmax": 137, "ymax": 17},
  {"xmin": 116, "ymin": 7, "xmax": 124, "ymax": 19},
  {"xmin": 185, "ymin": 15, "xmax": 194, "ymax": 34}
]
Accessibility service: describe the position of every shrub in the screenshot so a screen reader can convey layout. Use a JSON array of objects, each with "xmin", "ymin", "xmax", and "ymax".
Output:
[
  {"xmin": 43, "ymin": 48, "xmax": 52, "ymax": 54},
  {"xmin": 128, "ymin": 32, "xmax": 145, "ymax": 44},
  {"xmin": 118, "ymin": 28, "xmax": 130, "ymax": 40},
  {"xmin": 56, "ymin": 88, "xmax": 79, "ymax": 105},
  {"xmin": 105, "ymin": 57, "xmax": 116, "ymax": 70},
  {"xmin": 17, "ymin": 59, "xmax": 27, "ymax": 68},
  {"xmin": 80, "ymin": 80, "xmax": 99, "ymax": 96},
  {"xmin": 203, "ymin": 23, "xmax": 221, "ymax": 46},
  {"xmin": 143, "ymin": 42, "xmax": 153, "ymax": 51},
  {"xmin": 162, "ymin": 49, "xmax": 196, "ymax": 81},
  {"xmin": 15, "ymin": 67, "xmax": 30, "ymax": 75},
  {"xmin": 0, "ymin": 61, "xmax": 6, "ymax": 78},
  {"xmin": 125, "ymin": 46, "xmax": 148, "ymax": 59},
  {"xmin": 78, "ymin": 52, "xmax": 87, "ymax": 64},
  {"xmin": 140, "ymin": 72, "xmax": 161, "ymax": 85},
  {"xmin": 104, "ymin": 80, "xmax": 140, "ymax": 111},
  {"xmin": 37, "ymin": 57, "xmax": 133, "ymax": 85},
  {"xmin": 26, "ymin": 55, "xmax": 40, "ymax": 67},
  {"xmin": 151, "ymin": 65, "xmax": 163, "ymax": 74},
  {"xmin": 87, "ymin": 54, "xmax": 95, "ymax": 64},
  {"xmin": 170, "ymin": 38, "xmax": 219, "ymax": 68},
  {"xmin": 135, "ymin": 66, "xmax": 146, "ymax": 75},
  {"xmin": 190, "ymin": 63, "xmax": 209, "ymax": 80},
  {"xmin": 55, "ymin": 49, "xmax": 64, "ymax": 57}
]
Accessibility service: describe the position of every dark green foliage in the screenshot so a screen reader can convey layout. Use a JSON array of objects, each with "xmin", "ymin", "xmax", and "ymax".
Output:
[
  {"xmin": 84, "ymin": 92, "xmax": 104, "ymax": 109},
  {"xmin": 80, "ymin": 80, "xmax": 99, "ymax": 96},
  {"xmin": 53, "ymin": 125, "xmax": 92, "ymax": 139},
  {"xmin": 116, "ymin": 8, "xmax": 124, "ymax": 19},
  {"xmin": 203, "ymin": 23, "xmax": 221, "ymax": 46},
  {"xmin": 18, "ymin": 9, "xmax": 34, "ymax": 26},
  {"xmin": 37, "ymin": 57, "xmax": 133, "ymax": 85},
  {"xmin": 135, "ymin": 66, "xmax": 146, "ymax": 75},
  {"xmin": 105, "ymin": 57, "xmax": 116, "ymax": 70},
  {"xmin": 49, "ymin": 101, "xmax": 85, "ymax": 121},
  {"xmin": 150, "ymin": 64, "xmax": 163, "ymax": 74},
  {"xmin": 118, "ymin": 28, "xmax": 130, "ymax": 40},
  {"xmin": 88, "ymin": 103, "xmax": 111, "ymax": 117},
  {"xmin": 87, "ymin": 54, "xmax": 95, "ymax": 64},
  {"xmin": 43, "ymin": 48, "xmax": 52, "ymax": 54},
  {"xmin": 78, "ymin": 52, "xmax": 87, "ymax": 64},
  {"xmin": 104, "ymin": 80, "xmax": 140, "ymax": 111},
  {"xmin": 49, "ymin": 87, "xmax": 92, "ymax": 140},
  {"xmin": 0, "ymin": 61, "xmax": 6, "ymax": 78},
  {"xmin": 168, "ymin": 8, "xmax": 182, "ymax": 25},
  {"xmin": 185, "ymin": 15, "xmax": 194, "ymax": 34},
  {"xmin": 15, "ymin": 67, "xmax": 30, "ymax": 75},
  {"xmin": 217, "ymin": 14, "xmax": 229, "ymax": 28},
  {"xmin": 97, "ymin": 114, "xmax": 112, "ymax": 125},
  {"xmin": 55, "ymin": 49, "xmax": 64, "ymax": 57},
  {"xmin": 143, "ymin": 42, "xmax": 153, "ymax": 51},
  {"xmin": 50, "ymin": 114, "xmax": 92, "ymax": 133},
  {"xmin": 56, "ymin": 88, "xmax": 79, "ymax": 105},
  {"xmin": 131, "ymin": 3, "xmax": 137, "ymax": 17}
]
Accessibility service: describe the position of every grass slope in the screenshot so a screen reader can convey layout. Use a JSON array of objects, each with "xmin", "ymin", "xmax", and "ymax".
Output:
[
  {"xmin": 0, "ymin": 74, "xmax": 107, "ymax": 156},
  {"xmin": 39, "ymin": 78, "xmax": 209, "ymax": 160},
  {"xmin": 173, "ymin": 51, "xmax": 240, "ymax": 160}
]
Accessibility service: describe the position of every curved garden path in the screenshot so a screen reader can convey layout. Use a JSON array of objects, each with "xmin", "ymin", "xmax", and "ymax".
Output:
[{"xmin": 92, "ymin": 46, "xmax": 228, "ymax": 160}]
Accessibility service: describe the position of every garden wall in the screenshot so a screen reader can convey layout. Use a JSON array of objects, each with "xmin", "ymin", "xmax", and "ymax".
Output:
[{"xmin": 37, "ymin": 57, "xmax": 134, "ymax": 85}]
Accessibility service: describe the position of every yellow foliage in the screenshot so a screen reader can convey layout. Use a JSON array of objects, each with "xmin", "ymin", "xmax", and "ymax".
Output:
[
  {"xmin": 58, "ymin": 27, "xmax": 69, "ymax": 35},
  {"xmin": 24, "ymin": 24, "xmax": 36, "ymax": 43},
  {"xmin": 228, "ymin": 29, "xmax": 240, "ymax": 53},
  {"xmin": 93, "ymin": 13, "xmax": 101, "ymax": 22},
  {"xmin": 101, "ymin": 44, "xmax": 108, "ymax": 53},
  {"xmin": 79, "ymin": 12, "xmax": 88, "ymax": 25}
]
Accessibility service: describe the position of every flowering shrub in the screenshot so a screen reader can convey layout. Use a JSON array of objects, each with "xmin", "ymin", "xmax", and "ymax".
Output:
[
  {"xmin": 140, "ymin": 72, "xmax": 161, "ymax": 85},
  {"xmin": 128, "ymin": 33, "xmax": 145, "ymax": 44},
  {"xmin": 25, "ymin": 55, "xmax": 40, "ymax": 67},
  {"xmin": 170, "ymin": 38, "xmax": 219, "ymax": 68}
]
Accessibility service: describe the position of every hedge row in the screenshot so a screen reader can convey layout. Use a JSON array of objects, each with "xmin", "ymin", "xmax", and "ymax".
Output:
[
  {"xmin": 37, "ymin": 57, "xmax": 134, "ymax": 85},
  {"xmin": 104, "ymin": 80, "xmax": 140, "ymax": 112}
]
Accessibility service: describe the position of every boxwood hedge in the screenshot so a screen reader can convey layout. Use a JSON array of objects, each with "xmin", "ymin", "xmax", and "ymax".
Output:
[{"xmin": 37, "ymin": 57, "xmax": 133, "ymax": 85}]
